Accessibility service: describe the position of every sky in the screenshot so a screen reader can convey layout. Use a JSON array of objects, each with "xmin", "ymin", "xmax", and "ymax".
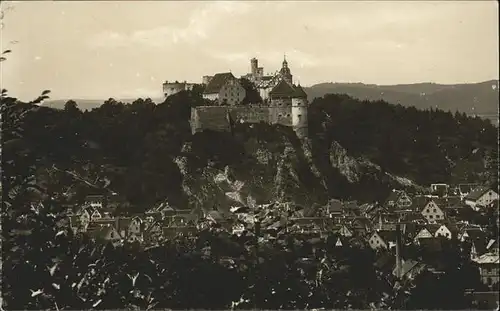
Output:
[{"xmin": 1, "ymin": 0, "xmax": 499, "ymax": 101}]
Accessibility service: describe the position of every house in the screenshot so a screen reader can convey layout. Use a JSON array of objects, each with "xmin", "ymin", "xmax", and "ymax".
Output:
[
  {"xmin": 79, "ymin": 209, "xmax": 91, "ymax": 228},
  {"xmin": 368, "ymin": 230, "xmax": 397, "ymax": 250},
  {"xmin": 338, "ymin": 224, "xmax": 353, "ymax": 238},
  {"xmin": 472, "ymin": 252, "xmax": 500, "ymax": 289},
  {"xmin": 392, "ymin": 259, "xmax": 427, "ymax": 281},
  {"xmin": 359, "ymin": 203, "xmax": 377, "ymax": 218},
  {"xmin": 384, "ymin": 190, "xmax": 413, "ymax": 210},
  {"xmin": 202, "ymin": 72, "xmax": 246, "ymax": 105},
  {"xmin": 430, "ymin": 183, "xmax": 449, "ymax": 197},
  {"xmin": 349, "ymin": 216, "xmax": 372, "ymax": 236},
  {"xmin": 342, "ymin": 201, "xmax": 360, "ymax": 218},
  {"xmin": 418, "ymin": 197, "xmax": 446, "ymax": 224},
  {"xmin": 85, "ymin": 194, "xmax": 105, "ymax": 209},
  {"xmin": 326, "ymin": 199, "xmax": 343, "ymax": 219},
  {"xmin": 465, "ymin": 290, "xmax": 499, "ymax": 310},
  {"xmin": 402, "ymin": 212, "xmax": 427, "ymax": 225},
  {"xmin": 68, "ymin": 215, "xmax": 86, "ymax": 234},
  {"xmin": 128, "ymin": 216, "xmax": 144, "ymax": 236},
  {"xmin": 162, "ymin": 226, "xmax": 197, "ymax": 239},
  {"xmin": 458, "ymin": 226, "xmax": 486, "ymax": 242},
  {"xmin": 114, "ymin": 217, "xmax": 133, "ymax": 239},
  {"xmin": 486, "ymin": 239, "xmax": 499, "ymax": 254},
  {"xmin": 470, "ymin": 238, "xmax": 489, "ymax": 260},
  {"xmin": 143, "ymin": 221, "xmax": 163, "ymax": 244},
  {"xmin": 434, "ymin": 223, "xmax": 458, "ymax": 239},
  {"xmin": 464, "ymin": 187, "xmax": 499, "ymax": 211},
  {"xmin": 414, "ymin": 224, "xmax": 440, "ymax": 242},
  {"xmin": 87, "ymin": 224, "xmax": 121, "ymax": 246},
  {"xmin": 458, "ymin": 183, "xmax": 479, "ymax": 199},
  {"xmin": 89, "ymin": 208, "xmax": 102, "ymax": 222}
]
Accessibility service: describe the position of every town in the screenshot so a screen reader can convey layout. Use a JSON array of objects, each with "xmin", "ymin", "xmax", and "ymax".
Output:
[{"xmin": 66, "ymin": 182, "xmax": 499, "ymax": 306}]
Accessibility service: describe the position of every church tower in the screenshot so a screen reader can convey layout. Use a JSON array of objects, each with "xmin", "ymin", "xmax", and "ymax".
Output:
[
  {"xmin": 280, "ymin": 55, "xmax": 293, "ymax": 84},
  {"xmin": 291, "ymin": 84, "xmax": 308, "ymax": 139}
]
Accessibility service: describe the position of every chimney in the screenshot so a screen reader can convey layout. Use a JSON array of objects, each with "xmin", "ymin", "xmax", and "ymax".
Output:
[{"xmin": 395, "ymin": 223, "xmax": 403, "ymax": 279}]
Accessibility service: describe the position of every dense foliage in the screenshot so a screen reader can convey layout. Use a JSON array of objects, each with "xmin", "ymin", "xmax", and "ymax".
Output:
[{"xmin": 309, "ymin": 94, "xmax": 498, "ymax": 188}]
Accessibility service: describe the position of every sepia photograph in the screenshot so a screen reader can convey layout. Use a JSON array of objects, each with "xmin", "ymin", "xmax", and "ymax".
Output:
[{"xmin": 1, "ymin": 0, "xmax": 499, "ymax": 310}]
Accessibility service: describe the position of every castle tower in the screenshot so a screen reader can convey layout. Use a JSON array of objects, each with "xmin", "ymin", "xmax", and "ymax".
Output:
[
  {"xmin": 291, "ymin": 83, "xmax": 308, "ymax": 138},
  {"xmin": 251, "ymin": 58, "xmax": 258, "ymax": 76},
  {"xmin": 280, "ymin": 54, "xmax": 293, "ymax": 84}
]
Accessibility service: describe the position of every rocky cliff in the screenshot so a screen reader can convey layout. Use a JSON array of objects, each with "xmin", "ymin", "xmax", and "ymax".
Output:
[{"xmin": 172, "ymin": 123, "xmax": 419, "ymax": 212}]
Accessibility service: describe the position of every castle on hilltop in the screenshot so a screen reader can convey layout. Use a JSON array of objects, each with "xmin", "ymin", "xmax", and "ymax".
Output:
[{"xmin": 191, "ymin": 56, "xmax": 309, "ymax": 139}]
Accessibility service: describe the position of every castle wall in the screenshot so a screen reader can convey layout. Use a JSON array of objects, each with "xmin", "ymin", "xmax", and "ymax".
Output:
[
  {"xmin": 191, "ymin": 106, "xmax": 231, "ymax": 135},
  {"xmin": 227, "ymin": 106, "xmax": 270, "ymax": 124},
  {"xmin": 191, "ymin": 102, "xmax": 306, "ymax": 135}
]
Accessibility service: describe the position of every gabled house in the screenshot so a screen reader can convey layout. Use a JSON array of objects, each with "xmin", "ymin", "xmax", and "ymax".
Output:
[
  {"xmin": 128, "ymin": 216, "xmax": 144, "ymax": 236},
  {"xmin": 472, "ymin": 252, "xmax": 500, "ymax": 289},
  {"xmin": 464, "ymin": 187, "xmax": 499, "ymax": 211},
  {"xmin": 144, "ymin": 212, "xmax": 163, "ymax": 223},
  {"xmin": 89, "ymin": 208, "xmax": 102, "ymax": 222},
  {"xmin": 114, "ymin": 217, "xmax": 133, "ymax": 239},
  {"xmin": 350, "ymin": 216, "xmax": 372, "ymax": 236},
  {"xmin": 85, "ymin": 194, "xmax": 105, "ymax": 209},
  {"xmin": 415, "ymin": 224, "xmax": 440, "ymax": 242},
  {"xmin": 99, "ymin": 208, "xmax": 114, "ymax": 219},
  {"xmin": 79, "ymin": 209, "xmax": 91, "ymax": 228},
  {"xmin": 470, "ymin": 238, "xmax": 488, "ymax": 260},
  {"xmin": 326, "ymin": 199, "xmax": 343, "ymax": 219},
  {"xmin": 359, "ymin": 203, "xmax": 377, "ymax": 218},
  {"xmin": 458, "ymin": 183, "xmax": 479, "ymax": 199},
  {"xmin": 342, "ymin": 201, "xmax": 360, "ymax": 218},
  {"xmin": 430, "ymin": 183, "xmax": 449, "ymax": 197},
  {"xmin": 143, "ymin": 221, "xmax": 163, "ymax": 244},
  {"xmin": 88, "ymin": 224, "xmax": 121, "ymax": 246},
  {"xmin": 384, "ymin": 190, "xmax": 412, "ymax": 210},
  {"xmin": 418, "ymin": 198, "xmax": 445, "ymax": 224},
  {"xmin": 486, "ymin": 239, "xmax": 499, "ymax": 254},
  {"xmin": 69, "ymin": 215, "xmax": 86, "ymax": 234},
  {"xmin": 338, "ymin": 224, "xmax": 353, "ymax": 238},
  {"xmin": 458, "ymin": 226, "xmax": 486, "ymax": 243},
  {"xmin": 368, "ymin": 230, "xmax": 397, "ymax": 250},
  {"xmin": 392, "ymin": 259, "xmax": 427, "ymax": 281},
  {"xmin": 434, "ymin": 223, "xmax": 458, "ymax": 240}
]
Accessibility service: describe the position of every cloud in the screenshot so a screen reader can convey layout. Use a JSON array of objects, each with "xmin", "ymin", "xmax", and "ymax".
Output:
[{"xmin": 87, "ymin": 1, "xmax": 253, "ymax": 49}]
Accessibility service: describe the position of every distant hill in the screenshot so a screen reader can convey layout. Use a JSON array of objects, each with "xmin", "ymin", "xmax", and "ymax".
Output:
[
  {"xmin": 44, "ymin": 97, "xmax": 165, "ymax": 111},
  {"xmin": 304, "ymin": 80, "xmax": 499, "ymax": 123}
]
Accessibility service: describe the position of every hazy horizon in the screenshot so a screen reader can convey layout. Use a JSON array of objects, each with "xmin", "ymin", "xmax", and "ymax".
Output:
[{"xmin": 1, "ymin": 1, "xmax": 499, "ymax": 101}]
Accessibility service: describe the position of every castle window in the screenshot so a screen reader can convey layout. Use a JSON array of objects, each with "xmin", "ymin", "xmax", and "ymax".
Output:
[
  {"xmin": 286, "ymin": 114, "xmax": 290, "ymax": 117},
  {"xmin": 298, "ymin": 114, "xmax": 302, "ymax": 119}
]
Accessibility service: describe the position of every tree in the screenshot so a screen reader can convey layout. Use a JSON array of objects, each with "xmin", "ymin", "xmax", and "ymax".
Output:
[{"xmin": 240, "ymin": 78, "xmax": 262, "ymax": 105}]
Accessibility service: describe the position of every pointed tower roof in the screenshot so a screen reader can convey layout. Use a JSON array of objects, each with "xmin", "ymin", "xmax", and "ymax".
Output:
[
  {"xmin": 269, "ymin": 79, "xmax": 296, "ymax": 98},
  {"xmin": 293, "ymin": 84, "xmax": 308, "ymax": 99}
]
